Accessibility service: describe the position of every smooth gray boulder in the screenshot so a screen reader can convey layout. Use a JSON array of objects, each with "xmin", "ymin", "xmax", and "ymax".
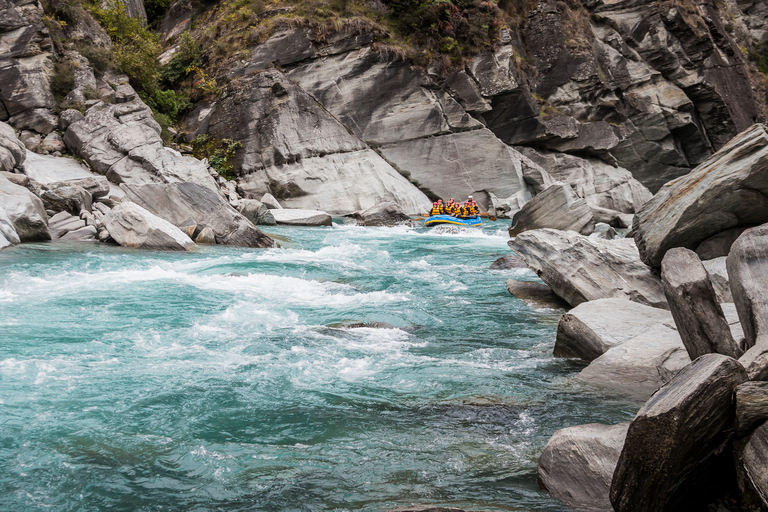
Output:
[
  {"xmin": 46, "ymin": 176, "xmax": 110, "ymax": 200},
  {"xmin": 736, "ymin": 422, "xmax": 768, "ymax": 511},
  {"xmin": 538, "ymin": 423, "xmax": 629, "ymax": 512},
  {"xmin": 505, "ymin": 279, "xmax": 568, "ymax": 309},
  {"xmin": 555, "ymin": 298, "xmax": 674, "ymax": 362},
  {"xmin": 270, "ymin": 209, "xmax": 332, "ymax": 227},
  {"xmin": 0, "ymin": 173, "xmax": 49, "ymax": 241},
  {"xmin": 634, "ymin": 124, "xmax": 768, "ymax": 269},
  {"xmin": 576, "ymin": 322, "xmax": 690, "ymax": 398},
  {"xmin": 509, "ymin": 182, "xmax": 595, "ymax": 236},
  {"xmin": 0, "ymin": 121, "xmax": 25, "ymax": 172},
  {"xmin": 41, "ymin": 185, "xmax": 92, "ymax": 216},
  {"xmin": 103, "ymin": 202, "xmax": 196, "ymax": 251},
  {"xmin": 519, "ymin": 148, "xmax": 652, "ymax": 214},
  {"xmin": 696, "ymin": 226, "xmax": 749, "ymax": 260},
  {"xmin": 702, "ymin": 257, "xmax": 732, "ymax": 303},
  {"xmin": 610, "ymin": 354, "xmax": 748, "ymax": 512},
  {"xmin": 508, "ymin": 229, "xmax": 667, "ymax": 309},
  {"xmin": 48, "ymin": 211, "xmax": 86, "ymax": 240},
  {"xmin": 60, "ymin": 225, "xmax": 97, "ymax": 241},
  {"xmin": 0, "ymin": 205, "xmax": 20, "ymax": 249},
  {"xmin": 736, "ymin": 382, "xmax": 768, "ymax": 436},
  {"xmin": 237, "ymin": 199, "xmax": 276, "ymax": 226},
  {"xmin": 728, "ymin": 225, "xmax": 768, "ymax": 380},
  {"xmin": 122, "ymin": 182, "xmax": 275, "ymax": 248},
  {"xmin": 260, "ymin": 193, "xmax": 282, "ymax": 209},
  {"xmin": 346, "ymin": 202, "xmax": 412, "ymax": 227},
  {"xmin": 661, "ymin": 248, "xmax": 741, "ymax": 360}
]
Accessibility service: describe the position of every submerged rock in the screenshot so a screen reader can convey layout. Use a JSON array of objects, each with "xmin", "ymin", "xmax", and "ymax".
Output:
[
  {"xmin": 103, "ymin": 202, "xmax": 196, "ymax": 251},
  {"xmin": 539, "ymin": 422, "xmax": 629, "ymax": 511},
  {"xmin": 508, "ymin": 229, "xmax": 667, "ymax": 309}
]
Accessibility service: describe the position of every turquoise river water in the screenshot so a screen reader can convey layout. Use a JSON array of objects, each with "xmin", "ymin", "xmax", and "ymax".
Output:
[{"xmin": 0, "ymin": 221, "xmax": 638, "ymax": 511}]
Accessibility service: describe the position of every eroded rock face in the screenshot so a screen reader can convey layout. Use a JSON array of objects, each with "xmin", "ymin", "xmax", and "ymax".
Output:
[
  {"xmin": 508, "ymin": 229, "xmax": 667, "ymax": 308},
  {"xmin": 634, "ymin": 124, "xmax": 768, "ymax": 269},
  {"xmin": 206, "ymin": 70, "xmax": 430, "ymax": 215},
  {"xmin": 610, "ymin": 354, "xmax": 748, "ymax": 512},
  {"xmin": 103, "ymin": 202, "xmax": 196, "ymax": 251},
  {"xmin": 538, "ymin": 422, "xmax": 630, "ymax": 511}
]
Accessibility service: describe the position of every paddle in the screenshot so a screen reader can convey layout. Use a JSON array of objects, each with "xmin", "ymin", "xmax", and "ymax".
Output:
[{"xmin": 479, "ymin": 212, "xmax": 498, "ymax": 221}]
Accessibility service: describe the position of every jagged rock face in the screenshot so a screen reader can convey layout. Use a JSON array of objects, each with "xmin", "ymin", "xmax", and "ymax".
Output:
[
  {"xmin": 0, "ymin": 0, "xmax": 54, "ymax": 123},
  {"xmin": 206, "ymin": 69, "xmax": 431, "ymax": 215}
]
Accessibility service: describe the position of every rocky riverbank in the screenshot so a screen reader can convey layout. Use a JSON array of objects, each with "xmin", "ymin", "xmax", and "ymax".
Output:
[{"xmin": 505, "ymin": 122, "xmax": 768, "ymax": 511}]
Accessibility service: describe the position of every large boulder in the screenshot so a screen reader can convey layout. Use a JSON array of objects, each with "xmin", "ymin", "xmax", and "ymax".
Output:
[
  {"xmin": 0, "ymin": 121, "xmax": 25, "ymax": 172},
  {"xmin": 727, "ymin": 225, "xmax": 768, "ymax": 380},
  {"xmin": 103, "ymin": 202, "xmax": 196, "ymax": 251},
  {"xmin": 0, "ymin": 204, "xmax": 20, "ymax": 249},
  {"xmin": 702, "ymin": 257, "xmax": 732, "ymax": 303},
  {"xmin": 237, "ymin": 198, "xmax": 276, "ymax": 226},
  {"xmin": 345, "ymin": 202, "xmax": 412, "ymax": 227},
  {"xmin": 41, "ymin": 185, "xmax": 92, "ymax": 215},
  {"xmin": 736, "ymin": 422, "xmax": 768, "ymax": 511},
  {"xmin": 610, "ymin": 354, "xmax": 748, "ymax": 512},
  {"xmin": 121, "ymin": 182, "xmax": 274, "ymax": 248},
  {"xmin": 508, "ymin": 182, "xmax": 595, "ymax": 236},
  {"xmin": 736, "ymin": 382, "xmax": 768, "ymax": 436},
  {"xmin": 555, "ymin": 298, "xmax": 674, "ymax": 362},
  {"xmin": 633, "ymin": 124, "xmax": 768, "ymax": 269},
  {"xmin": 0, "ymin": 173, "xmax": 49, "ymax": 241},
  {"xmin": 270, "ymin": 208, "xmax": 332, "ymax": 227},
  {"xmin": 538, "ymin": 423, "xmax": 630, "ymax": 511},
  {"xmin": 661, "ymin": 248, "xmax": 741, "ymax": 360},
  {"xmin": 576, "ymin": 322, "xmax": 690, "ymax": 398},
  {"xmin": 508, "ymin": 229, "xmax": 667, "ymax": 309}
]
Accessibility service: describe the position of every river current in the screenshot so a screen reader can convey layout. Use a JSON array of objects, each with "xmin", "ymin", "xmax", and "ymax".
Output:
[{"xmin": 0, "ymin": 221, "xmax": 637, "ymax": 511}]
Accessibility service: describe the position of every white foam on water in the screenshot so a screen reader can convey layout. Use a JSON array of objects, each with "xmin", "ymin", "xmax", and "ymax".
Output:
[{"xmin": 0, "ymin": 289, "xmax": 16, "ymax": 302}]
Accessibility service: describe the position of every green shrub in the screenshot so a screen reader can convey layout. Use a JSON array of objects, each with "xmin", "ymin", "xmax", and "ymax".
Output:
[
  {"xmin": 150, "ymin": 89, "xmax": 192, "ymax": 121},
  {"xmin": 51, "ymin": 60, "xmax": 77, "ymax": 101},
  {"xmin": 749, "ymin": 40, "xmax": 768, "ymax": 75},
  {"xmin": 191, "ymin": 135, "xmax": 242, "ymax": 180},
  {"xmin": 145, "ymin": 0, "xmax": 172, "ymax": 27},
  {"xmin": 161, "ymin": 31, "xmax": 201, "ymax": 84},
  {"xmin": 76, "ymin": 43, "xmax": 114, "ymax": 75}
]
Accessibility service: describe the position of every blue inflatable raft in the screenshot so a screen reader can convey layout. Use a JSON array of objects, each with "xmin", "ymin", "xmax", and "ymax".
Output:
[{"xmin": 424, "ymin": 214, "xmax": 482, "ymax": 227}]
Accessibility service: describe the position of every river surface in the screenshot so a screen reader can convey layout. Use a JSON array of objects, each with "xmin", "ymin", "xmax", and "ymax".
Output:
[{"xmin": 0, "ymin": 221, "xmax": 638, "ymax": 511}]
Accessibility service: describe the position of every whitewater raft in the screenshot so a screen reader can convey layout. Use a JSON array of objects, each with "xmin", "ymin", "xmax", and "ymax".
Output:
[{"xmin": 423, "ymin": 214, "xmax": 482, "ymax": 227}]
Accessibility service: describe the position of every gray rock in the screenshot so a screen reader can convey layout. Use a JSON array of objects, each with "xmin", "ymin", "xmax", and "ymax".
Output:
[
  {"xmin": 696, "ymin": 226, "xmax": 749, "ymax": 260},
  {"xmin": 384, "ymin": 507, "xmax": 466, "ymax": 512},
  {"xmin": 505, "ymin": 279, "xmax": 568, "ymax": 309},
  {"xmin": 49, "ymin": 211, "xmax": 87, "ymax": 239},
  {"xmin": 59, "ymin": 109, "xmax": 84, "ymax": 131},
  {"xmin": 490, "ymin": 256, "xmax": 527, "ymax": 269},
  {"xmin": 47, "ymin": 176, "xmax": 110, "ymax": 200},
  {"xmin": 194, "ymin": 226, "xmax": 215, "ymax": 244},
  {"xmin": 346, "ymin": 202, "xmax": 412, "ymax": 227},
  {"xmin": 0, "ymin": 173, "xmax": 49, "ymax": 241},
  {"xmin": 610, "ymin": 354, "xmax": 748, "ymax": 512},
  {"xmin": 103, "ymin": 202, "xmax": 196, "ymax": 251},
  {"xmin": 661, "ymin": 248, "xmax": 741, "ymax": 360},
  {"xmin": 509, "ymin": 182, "xmax": 595, "ymax": 237},
  {"xmin": 121, "ymin": 182, "xmax": 274, "ymax": 248},
  {"xmin": 736, "ymin": 422, "xmax": 768, "ymax": 511},
  {"xmin": 589, "ymin": 222, "xmax": 617, "ymax": 240},
  {"xmin": 8, "ymin": 108, "xmax": 57, "ymax": 135},
  {"xmin": 270, "ymin": 208, "xmax": 332, "ymax": 227},
  {"xmin": 576, "ymin": 322, "xmax": 690, "ymax": 398},
  {"xmin": 736, "ymin": 382, "xmax": 768, "ymax": 436},
  {"xmin": 41, "ymin": 185, "xmax": 92, "ymax": 215},
  {"xmin": 22, "ymin": 151, "xmax": 99, "ymax": 184},
  {"xmin": 0, "ymin": 121, "xmax": 25, "ymax": 172},
  {"xmin": 59, "ymin": 224, "xmax": 97, "ymax": 241},
  {"xmin": 237, "ymin": 198, "xmax": 276, "ymax": 226},
  {"xmin": 260, "ymin": 193, "xmax": 282, "ymax": 209},
  {"xmin": 538, "ymin": 423, "xmax": 630, "ymax": 512},
  {"xmin": 634, "ymin": 124, "xmax": 768, "ymax": 269},
  {"xmin": 702, "ymin": 257, "xmax": 732, "ymax": 303},
  {"xmin": 555, "ymin": 298, "xmax": 675, "ymax": 362},
  {"xmin": 518, "ymin": 148, "xmax": 652, "ymax": 214},
  {"xmin": 0, "ymin": 204, "xmax": 20, "ymax": 247},
  {"xmin": 509, "ymin": 229, "xmax": 667, "ymax": 309}
]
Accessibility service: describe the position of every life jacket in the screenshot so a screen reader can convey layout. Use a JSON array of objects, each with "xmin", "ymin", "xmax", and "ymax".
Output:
[
  {"xmin": 430, "ymin": 205, "xmax": 441, "ymax": 215},
  {"xmin": 470, "ymin": 204, "xmax": 479, "ymax": 215}
]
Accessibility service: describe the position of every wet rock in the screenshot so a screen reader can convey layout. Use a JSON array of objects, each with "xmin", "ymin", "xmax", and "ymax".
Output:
[
  {"xmin": 385, "ymin": 506, "xmax": 466, "ymax": 512},
  {"xmin": 702, "ymin": 257, "xmax": 732, "ymax": 303},
  {"xmin": 509, "ymin": 182, "xmax": 595, "ymax": 237},
  {"xmin": 237, "ymin": 198, "xmax": 276, "ymax": 226},
  {"xmin": 270, "ymin": 208, "xmax": 332, "ymax": 227},
  {"xmin": 0, "ymin": 173, "xmax": 49, "ymax": 241},
  {"xmin": 508, "ymin": 229, "xmax": 667, "ymax": 308},
  {"xmin": 736, "ymin": 422, "xmax": 768, "ymax": 511},
  {"xmin": 610, "ymin": 354, "xmax": 748, "ymax": 512},
  {"xmin": 661, "ymin": 248, "xmax": 741, "ymax": 360},
  {"xmin": 634, "ymin": 124, "xmax": 768, "ymax": 269},
  {"xmin": 490, "ymin": 256, "xmax": 527, "ymax": 269},
  {"xmin": 736, "ymin": 382, "xmax": 768, "ymax": 436},
  {"xmin": 346, "ymin": 202, "xmax": 412, "ymax": 227},
  {"xmin": 121, "ymin": 182, "xmax": 274, "ymax": 248},
  {"xmin": 728, "ymin": 225, "xmax": 768, "ymax": 380},
  {"xmin": 103, "ymin": 202, "xmax": 196, "ymax": 251},
  {"xmin": 505, "ymin": 279, "xmax": 568, "ymax": 309},
  {"xmin": 555, "ymin": 298, "xmax": 674, "ymax": 362},
  {"xmin": 538, "ymin": 423, "xmax": 629, "ymax": 511}
]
